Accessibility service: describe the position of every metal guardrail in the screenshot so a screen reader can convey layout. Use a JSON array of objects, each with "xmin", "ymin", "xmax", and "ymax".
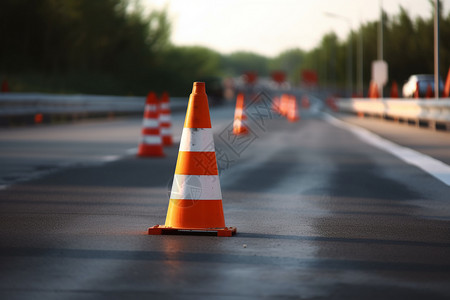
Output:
[
  {"xmin": 336, "ymin": 98, "xmax": 450, "ymax": 130},
  {"xmin": 0, "ymin": 93, "xmax": 188, "ymax": 125}
]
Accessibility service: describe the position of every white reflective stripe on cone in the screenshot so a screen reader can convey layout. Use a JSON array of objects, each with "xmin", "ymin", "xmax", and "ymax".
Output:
[
  {"xmin": 142, "ymin": 119, "xmax": 159, "ymax": 128},
  {"xmin": 145, "ymin": 104, "xmax": 158, "ymax": 112},
  {"xmin": 159, "ymin": 114, "xmax": 171, "ymax": 123},
  {"xmin": 160, "ymin": 103, "xmax": 170, "ymax": 110},
  {"xmin": 170, "ymin": 174, "xmax": 222, "ymax": 200},
  {"xmin": 161, "ymin": 128, "xmax": 172, "ymax": 135},
  {"xmin": 179, "ymin": 128, "xmax": 215, "ymax": 152},
  {"xmin": 142, "ymin": 135, "xmax": 162, "ymax": 145}
]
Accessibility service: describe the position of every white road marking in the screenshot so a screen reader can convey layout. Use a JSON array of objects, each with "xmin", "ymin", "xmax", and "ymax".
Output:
[{"xmin": 326, "ymin": 114, "xmax": 450, "ymax": 186}]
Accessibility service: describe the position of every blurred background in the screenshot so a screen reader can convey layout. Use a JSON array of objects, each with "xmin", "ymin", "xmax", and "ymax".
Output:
[{"xmin": 1, "ymin": 0, "xmax": 449, "ymax": 97}]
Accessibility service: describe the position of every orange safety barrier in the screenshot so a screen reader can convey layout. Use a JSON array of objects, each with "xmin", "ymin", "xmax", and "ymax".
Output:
[
  {"xmin": 137, "ymin": 92, "xmax": 164, "ymax": 157},
  {"xmin": 148, "ymin": 82, "xmax": 236, "ymax": 237}
]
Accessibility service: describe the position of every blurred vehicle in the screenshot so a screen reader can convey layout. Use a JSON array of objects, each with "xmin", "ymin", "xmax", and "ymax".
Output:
[{"xmin": 402, "ymin": 74, "xmax": 444, "ymax": 98}]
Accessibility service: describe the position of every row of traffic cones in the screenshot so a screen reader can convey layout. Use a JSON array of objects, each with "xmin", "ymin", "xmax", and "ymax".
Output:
[
  {"xmin": 232, "ymin": 92, "xmax": 302, "ymax": 136},
  {"xmin": 272, "ymin": 93, "xmax": 300, "ymax": 122},
  {"xmin": 137, "ymin": 92, "xmax": 173, "ymax": 157}
]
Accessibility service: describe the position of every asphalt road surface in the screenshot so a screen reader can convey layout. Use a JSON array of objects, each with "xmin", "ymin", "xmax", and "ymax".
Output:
[{"xmin": 1, "ymin": 97, "xmax": 450, "ymax": 299}]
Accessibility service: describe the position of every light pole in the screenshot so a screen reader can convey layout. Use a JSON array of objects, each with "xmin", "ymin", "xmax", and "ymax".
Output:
[
  {"xmin": 324, "ymin": 12, "xmax": 353, "ymax": 97},
  {"xmin": 378, "ymin": 0, "xmax": 384, "ymax": 97},
  {"xmin": 434, "ymin": 0, "xmax": 440, "ymax": 98}
]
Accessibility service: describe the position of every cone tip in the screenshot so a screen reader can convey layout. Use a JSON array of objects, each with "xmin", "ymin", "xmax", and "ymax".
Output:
[
  {"xmin": 146, "ymin": 91, "xmax": 157, "ymax": 104},
  {"xmin": 192, "ymin": 82, "xmax": 206, "ymax": 94}
]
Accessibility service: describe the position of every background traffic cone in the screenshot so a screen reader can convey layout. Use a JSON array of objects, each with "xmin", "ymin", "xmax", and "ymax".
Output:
[
  {"xmin": 137, "ymin": 92, "xmax": 164, "ymax": 157},
  {"xmin": 425, "ymin": 84, "xmax": 433, "ymax": 98},
  {"xmin": 390, "ymin": 81, "xmax": 399, "ymax": 98},
  {"xmin": 287, "ymin": 95, "xmax": 299, "ymax": 122},
  {"xmin": 368, "ymin": 81, "xmax": 379, "ymax": 99},
  {"xmin": 148, "ymin": 82, "xmax": 236, "ymax": 237},
  {"xmin": 301, "ymin": 96, "xmax": 310, "ymax": 109},
  {"xmin": 272, "ymin": 96, "xmax": 280, "ymax": 114},
  {"xmin": 159, "ymin": 91, "xmax": 173, "ymax": 146},
  {"xmin": 444, "ymin": 67, "xmax": 450, "ymax": 97},
  {"xmin": 414, "ymin": 82, "xmax": 420, "ymax": 98},
  {"xmin": 1, "ymin": 79, "xmax": 9, "ymax": 92},
  {"xmin": 233, "ymin": 93, "xmax": 248, "ymax": 135},
  {"xmin": 280, "ymin": 94, "xmax": 290, "ymax": 116}
]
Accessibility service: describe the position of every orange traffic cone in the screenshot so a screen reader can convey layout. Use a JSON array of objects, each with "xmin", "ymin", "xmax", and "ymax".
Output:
[
  {"xmin": 280, "ymin": 94, "xmax": 290, "ymax": 116},
  {"xmin": 148, "ymin": 82, "xmax": 236, "ymax": 237},
  {"xmin": 137, "ymin": 92, "xmax": 164, "ymax": 157},
  {"xmin": 287, "ymin": 95, "xmax": 299, "ymax": 122},
  {"xmin": 444, "ymin": 67, "xmax": 450, "ymax": 97},
  {"xmin": 425, "ymin": 83, "xmax": 433, "ymax": 98},
  {"xmin": 390, "ymin": 81, "xmax": 399, "ymax": 98},
  {"xmin": 1, "ymin": 79, "xmax": 9, "ymax": 92},
  {"xmin": 368, "ymin": 81, "xmax": 379, "ymax": 99},
  {"xmin": 272, "ymin": 96, "xmax": 280, "ymax": 114},
  {"xmin": 414, "ymin": 82, "xmax": 420, "ymax": 98},
  {"xmin": 233, "ymin": 93, "xmax": 248, "ymax": 135},
  {"xmin": 301, "ymin": 96, "xmax": 310, "ymax": 109},
  {"xmin": 159, "ymin": 92, "xmax": 173, "ymax": 146}
]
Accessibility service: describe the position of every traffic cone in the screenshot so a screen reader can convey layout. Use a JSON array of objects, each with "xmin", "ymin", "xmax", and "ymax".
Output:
[
  {"xmin": 444, "ymin": 67, "xmax": 450, "ymax": 97},
  {"xmin": 425, "ymin": 83, "xmax": 433, "ymax": 98},
  {"xmin": 137, "ymin": 92, "xmax": 164, "ymax": 157},
  {"xmin": 159, "ymin": 91, "xmax": 173, "ymax": 146},
  {"xmin": 280, "ymin": 94, "xmax": 290, "ymax": 116},
  {"xmin": 1, "ymin": 79, "xmax": 9, "ymax": 92},
  {"xmin": 369, "ymin": 81, "xmax": 379, "ymax": 99},
  {"xmin": 301, "ymin": 96, "xmax": 310, "ymax": 109},
  {"xmin": 272, "ymin": 96, "xmax": 280, "ymax": 114},
  {"xmin": 414, "ymin": 82, "xmax": 420, "ymax": 98},
  {"xmin": 148, "ymin": 82, "xmax": 236, "ymax": 237},
  {"xmin": 233, "ymin": 93, "xmax": 248, "ymax": 135},
  {"xmin": 287, "ymin": 95, "xmax": 299, "ymax": 122},
  {"xmin": 390, "ymin": 81, "xmax": 399, "ymax": 98}
]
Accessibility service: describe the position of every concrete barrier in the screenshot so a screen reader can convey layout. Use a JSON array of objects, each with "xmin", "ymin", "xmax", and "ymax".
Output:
[
  {"xmin": 336, "ymin": 98, "xmax": 450, "ymax": 130},
  {"xmin": 0, "ymin": 93, "xmax": 188, "ymax": 126}
]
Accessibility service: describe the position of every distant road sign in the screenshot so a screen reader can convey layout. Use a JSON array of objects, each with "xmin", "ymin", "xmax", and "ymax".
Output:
[{"xmin": 372, "ymin": 60, "xmax": 388, "ymax": 88}]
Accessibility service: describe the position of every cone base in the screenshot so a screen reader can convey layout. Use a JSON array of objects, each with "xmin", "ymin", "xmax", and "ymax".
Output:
[
  {"xmin": 233, "ymin": 127, "xmax": 248, "ymax": 135},
  {"xmin": 148, "ymin": 225, "xmax": 237, "ymax": 237}
]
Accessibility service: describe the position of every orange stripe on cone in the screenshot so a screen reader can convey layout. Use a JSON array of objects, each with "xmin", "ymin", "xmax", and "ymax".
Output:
[
  {"xmin": 137, "ymin": 92, "xmax": 164, "ymax": 157},
  {"xmin": 148, "ymin": 82, "xmax": 236, "ymax": 237}
]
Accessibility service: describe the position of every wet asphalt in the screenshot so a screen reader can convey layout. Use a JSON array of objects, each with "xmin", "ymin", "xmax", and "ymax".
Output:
[{"xmin": 0, "ymin": 101, "xmax": 449, "ymax": 299}]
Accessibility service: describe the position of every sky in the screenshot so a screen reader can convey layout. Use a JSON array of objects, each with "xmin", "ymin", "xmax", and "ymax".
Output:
[{"xmin": 143, "ymin": 0, "xmax": 450, "ymax": 57}]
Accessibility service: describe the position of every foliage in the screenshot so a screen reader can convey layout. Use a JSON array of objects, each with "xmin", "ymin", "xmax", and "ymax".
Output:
[{"xmin": 1, "ymin": 0, "xmax": 449, "ymax": 96}]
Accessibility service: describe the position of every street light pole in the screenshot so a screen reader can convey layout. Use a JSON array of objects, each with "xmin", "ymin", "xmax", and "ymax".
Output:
[
  {"xmin": 434, "ymin": 0, "xmax": 440, "ymax": 99},
  {"xmin": 358, "ymin": 20, "xmax": 363, "ymax": 97},
  {"xmin": 324, "ymin": 12, "xmax": 353, "ymax": 97},
  {"xmin": 378, "ymin": 0, "xmax": 384, "ymax": 97}
]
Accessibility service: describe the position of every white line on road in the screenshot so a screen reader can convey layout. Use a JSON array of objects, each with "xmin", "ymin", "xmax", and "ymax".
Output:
[{"xmin": 326, "ymin": 114, "xmax": 450, "ymax": 186}]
